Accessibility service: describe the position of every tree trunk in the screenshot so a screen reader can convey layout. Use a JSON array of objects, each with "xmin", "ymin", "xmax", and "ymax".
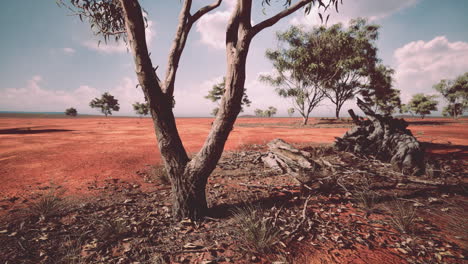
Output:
[
  {"xmin": 335, "ymin": 106, "xmax": 341, "ymax": 119},
  {"xmin": 302, "ymin": 115, "xmax": 309, "ymax": 125}
]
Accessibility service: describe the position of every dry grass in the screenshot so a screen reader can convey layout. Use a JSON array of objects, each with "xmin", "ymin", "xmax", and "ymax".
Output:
[
  {"xmin": 149, "ymin": 164, "xmax": 170, "ymax": 185},
  {"xmin": 387, "ymin": 199, "xmax": 417, "ymax": 234},
  {"xmin": 26, "ymin": 193, "xmax": 67, "ymax": 220},
  {"xmin": 231, "ymin": 204, "xmax": 282, "ymax": 255}
]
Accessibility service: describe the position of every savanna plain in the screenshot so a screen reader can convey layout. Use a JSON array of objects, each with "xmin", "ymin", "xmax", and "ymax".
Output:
[{"xmin": 0, "ymin": 116, "xmax": 467, "ymax": 263}]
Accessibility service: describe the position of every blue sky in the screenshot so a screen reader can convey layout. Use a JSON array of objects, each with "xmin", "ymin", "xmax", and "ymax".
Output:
[{"xmin": 0, "ymin": 0, "xmax": 467, "ymax": 117}]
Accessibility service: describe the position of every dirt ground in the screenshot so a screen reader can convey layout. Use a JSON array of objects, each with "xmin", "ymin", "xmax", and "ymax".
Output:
[
  {"xmin": 0, "ymin": 116, "xmax": 467, "ymax": 263},
  {"xmin": 0, "ymin": 117, "xmax": 466, "ymax": 199}
]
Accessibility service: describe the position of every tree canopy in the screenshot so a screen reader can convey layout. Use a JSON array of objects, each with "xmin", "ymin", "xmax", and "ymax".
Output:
[
  {"xmin": 65, "ymin": 107, "xmax": 78, "ymax": 117},
  {"xmin": 433, "ymin": 72, "xmax": 468, "ymax": 119},
  {"xmin": 132, "ymin": 101, "xmax": 150, "ymax": 117},
  {"xmin": 205, "ymin": 77, "xmax": 251, "ymax": 116},
  {"xmin": 89, "ymin": 92, "xmax": 120, "ymax": 117},
  {"xmin": 319, "ymin": 18, "xmax": 381, "ymax": 118},
  {"xmin": 403, "ymin": 93, "xmax": 438, "ymax": 119}
]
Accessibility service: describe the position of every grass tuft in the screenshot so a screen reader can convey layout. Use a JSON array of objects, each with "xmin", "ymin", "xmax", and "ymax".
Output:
[
  {"xmin": 27, "ymin": 194, "xmax": 66, "ymax": 220},
  {"xmin": 387, "ymin": 199, "xmax": 417, "ymax": 234},
  {"xmin": 231, "ymin": 204, "xmax": 282, "ymax": 255}
]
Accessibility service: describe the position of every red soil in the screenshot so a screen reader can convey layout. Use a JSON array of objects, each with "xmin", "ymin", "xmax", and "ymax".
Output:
[{"xmin": 0, "ymin": 117, "xmax": 466, "ymax": 199}]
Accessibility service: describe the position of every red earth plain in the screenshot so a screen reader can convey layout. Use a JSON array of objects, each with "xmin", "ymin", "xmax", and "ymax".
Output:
[
  {"xmin": 0, "ymin": 116, "xmax": 467, "ymax": 200},
  {"xmin": 0, "ymin": 116, "xmax": 467, "ymax": 263}
]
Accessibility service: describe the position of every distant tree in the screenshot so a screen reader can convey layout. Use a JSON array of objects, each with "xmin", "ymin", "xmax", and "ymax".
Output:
[
  {"xmin": 433, "ymin": 72, "xmax": 468, "ymax": 119},
  {"xmin": 287, "ymin": 107, "xmax": 295, "ymax": 117},
  {"xmin": 264, "ymin": 106, "xmax": 278, "ymax": 117},
  {"xmin": 205, "ymin": 77, "xmax": 251, "ymax": 116},
  {"xmin": 261, "ymin": 25, "xmax": 343, "ymax": 125},
  {"xmin": 403, "ymin": 93, "xmax": 438, "ymax": 119},
  {"xmin": 65, "ymin": 107, "xmax": 77, "ymax": 117},
  {"xmin": 254, "ymin": 109, "xmax": 264, "ymax": 117},
  {"xmin": 89, "ymin": 92, "xmax": 120, "ymax": 117},
  {"xmin": 133, "ymin": 101, "xmax": 149, "ymax": 117},
  {"xmin": 321, "ymin": 18, "xmax": 381, "ymax": 118}
]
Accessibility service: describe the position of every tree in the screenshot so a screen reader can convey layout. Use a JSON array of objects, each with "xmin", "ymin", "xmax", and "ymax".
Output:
[
  {"xmin": 318, "ymin": 18, "xmax": 381, "ymax": 118},
  {"xmin": 133, "ymin": 101, "xmax": 149, "ymax": 117},
  {"xmin": 89, "ymin": 92, "xmax": 120, "ymax": 117},
  {"xmin": 254, "ymin": 108, "xmax": 264, "ymax": 117},
  {"xmin": 60, "ymin": 0, "xmax": 340, "ymax": 220},
  {"xmin": 363, "ymin": 64, "xmax": 402, "ymax": 115},
  {"xmin": 261, "ymin": 25, "xmax": 340, "ymax": 125},
  {"xmin": 433, "ymin": 72, "xmax": 468, "ymax": 119},
  {"xmin": 65, "ymin": 107, "xmax": 78, "ymax": 117},
  {"xmin": 403, "ymin": 93, "xmax": 438, "ymax": 119},
  {"xmin": 287, "ymin": 107, "xmax": 295, "ymax": 117},
  {"xmin": 264, "ymin": 106, "xmax": 277, "ymax": 117},
  {"xmin": 205, "ymin": 77, "xmax": 251, "ymax": 116}
]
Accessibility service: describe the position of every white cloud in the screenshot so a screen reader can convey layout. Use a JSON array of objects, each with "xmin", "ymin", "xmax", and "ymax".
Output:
[
  {"xmin": 173, "ymin": 76, "xmax": 223, "ymax": 116},
  {"xmin": 82, "ymin": 19, "xmax": 155, "ymax": 54},
  {"xmin": 63, "ymin": 47, "xmax": 76, "ymax": 54},
  {"xmin": 290, "ymin": 0, "xmax": 419, "ymax": 27},
  {"xmin": 393, "ymin": 36, "xmax": 468, "ymax": 103},
  {"xmin": 195, "ymin": 0, "xmax": 236, "ymax": 50},
  {"xmin": 0, "ymin": 76, "xmax": 147, "ymax": 115}
]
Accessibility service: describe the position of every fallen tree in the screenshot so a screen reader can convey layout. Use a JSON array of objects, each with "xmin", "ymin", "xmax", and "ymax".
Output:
[{"xmin": 334, "ymin": 98, "xmax": 425, "ymax": 173}]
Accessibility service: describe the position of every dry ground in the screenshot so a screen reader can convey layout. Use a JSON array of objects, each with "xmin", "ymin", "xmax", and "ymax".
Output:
[{"xmin": 0, "ymin": 116, "xmax": 467, "ymax": 263}]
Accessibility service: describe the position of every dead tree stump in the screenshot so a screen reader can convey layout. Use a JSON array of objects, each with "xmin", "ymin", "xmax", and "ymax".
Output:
[
  {"xmin": 261, "ymin": 139, "xmax": 322, "ymax": 185},
  {"xmin": 334, "ymin": 98, "xmax": 425, "ymax": 173}
]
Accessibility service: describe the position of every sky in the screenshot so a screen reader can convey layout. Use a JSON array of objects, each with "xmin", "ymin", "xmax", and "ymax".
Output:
[{"xmin": 0, "ymin": 0, "xmax": 467, "ymax": 117}]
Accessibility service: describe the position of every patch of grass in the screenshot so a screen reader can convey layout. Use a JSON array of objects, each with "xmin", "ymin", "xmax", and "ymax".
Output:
[
  {"xmin": 58, "ymin": 234, "xmax": 86, "ymax": 264},
  {"xmin": 387, "ymin": 199, "xmax": 417, "ymax": 234},
  {"xmin": 94, "ymin": 218, "xmax": 129, "ymax": 241},
  {"xmin": 231, "ymin": 204, "xmax": 282, "ymax": 255},
  {"xmin": 149, "ymin": 164, "xmax": 170, "ymax": 185},
  {"xmin": 340, "ymin": 177, "xmax": 379, "ymax": 212},
  {"xmin": 27, "ymin": 193, "xmax": 67, "ymax": 220}
]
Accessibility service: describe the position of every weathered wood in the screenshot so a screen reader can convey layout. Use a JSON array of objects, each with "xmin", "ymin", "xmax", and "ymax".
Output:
[
  {"xmin": 335, "ymin": 98, "xmax": 425, "ymax": 174},
  {"xmin": 262, "ymin": 139, "xmax": 322, "ymax": 185}
]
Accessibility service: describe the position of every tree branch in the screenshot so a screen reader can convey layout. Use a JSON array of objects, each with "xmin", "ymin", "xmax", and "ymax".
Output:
[
  {"xmin": 163, "ymin": 0, "xmax": 222, "ymax": 96},
  {"xmin": 251, "ymin": 0, "xmax": 312, "ymax": 36},
  {"xmin": 191, "ymin": 0, "xmax": 222, "ymax": 22}
]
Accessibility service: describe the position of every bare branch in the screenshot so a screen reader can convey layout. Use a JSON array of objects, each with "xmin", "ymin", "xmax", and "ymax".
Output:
[
  {"xmin": 163, "ymin": 0, "xmax": 222, "ymax": 96},
  {"xmin": 191, "ymin": 0, "xmax": 222, "ymax": 22},
  {"xmin": 251, "ymin": 0, "xmax": 312, "ymax": 36}
]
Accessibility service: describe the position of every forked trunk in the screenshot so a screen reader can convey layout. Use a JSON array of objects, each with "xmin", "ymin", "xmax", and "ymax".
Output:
[
  {"xmin": 171, "ymin": 171, "xmax": 208, "ymax": 220},
  {"xmin": 302, "ymin": 116, "xmax": 309, "ymax": 125}
]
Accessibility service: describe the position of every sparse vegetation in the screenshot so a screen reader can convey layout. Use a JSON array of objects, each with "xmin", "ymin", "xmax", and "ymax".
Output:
[
  {"xmin": 387, "ymin": 199, "xmax": 417, "ymax": 234},
  {"xmin": 231, "ymin": 204, "xmax": 282, "ymax": 255},
  {"xmin": 26, "ymin": 193, "xmax": 67, "ymax": 220}
]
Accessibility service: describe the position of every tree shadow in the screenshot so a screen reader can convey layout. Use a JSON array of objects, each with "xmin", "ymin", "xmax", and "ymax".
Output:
[
  {"xmin": 423, "ymin": 142, "xmax": 468, "ymax": 159},
  {"xmin": 406, "ymin": 120, "xmax": 457, "ymax": 126},
  {"xmin": 208, "ymin": 190, "xmax": 302, "ymax": 219},
  {"xmin": 0, "ymin": 127, "xmax": 73, "ymax": 135}
]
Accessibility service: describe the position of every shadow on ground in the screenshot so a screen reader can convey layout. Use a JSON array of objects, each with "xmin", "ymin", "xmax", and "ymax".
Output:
[{"xmin": 0, "ymin": 127, "xmax": 73, "ymax": 134}]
